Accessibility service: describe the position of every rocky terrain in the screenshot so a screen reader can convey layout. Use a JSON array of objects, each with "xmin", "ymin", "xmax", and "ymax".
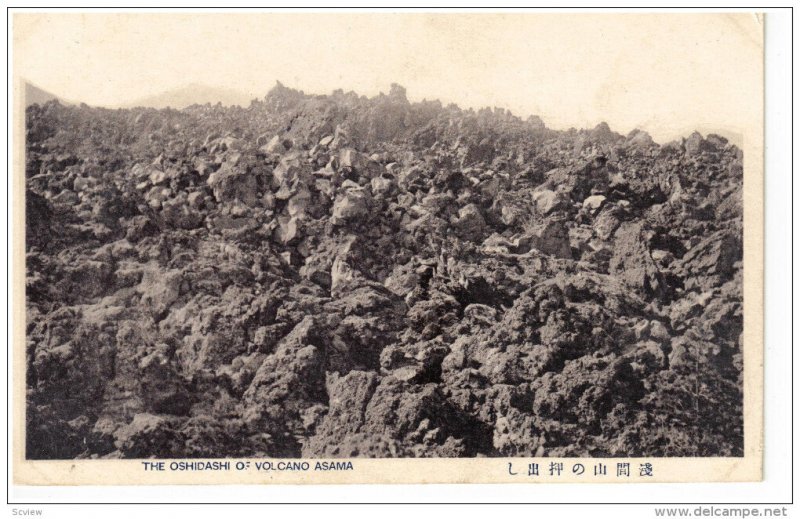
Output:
[{"xmin": 25, "ymin": 83, "xmax": 744, "ymax": 459}]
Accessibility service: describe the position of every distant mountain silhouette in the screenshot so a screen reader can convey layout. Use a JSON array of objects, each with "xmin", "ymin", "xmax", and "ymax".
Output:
[
  {"xmin": 25, "ymin": 82, "xmax": 71, "ymax": 107},
  {"xmin": 123, "ymin": 83, "xmax": 255, "ymax": 109}
]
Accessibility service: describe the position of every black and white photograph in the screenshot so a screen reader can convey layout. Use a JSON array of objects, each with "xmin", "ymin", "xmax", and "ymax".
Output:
[
  {"xmin": 23, "ymin": 82, "xmax": 748, "ymax": 460},
  {"xmin": 10, "ymin": 10, "xmax": 775, "ymax": 492}
]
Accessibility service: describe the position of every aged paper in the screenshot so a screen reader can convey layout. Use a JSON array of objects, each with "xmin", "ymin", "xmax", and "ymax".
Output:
[{"xmin": 11, "ymin": 11, "xmax": 763, "ymax": 485}]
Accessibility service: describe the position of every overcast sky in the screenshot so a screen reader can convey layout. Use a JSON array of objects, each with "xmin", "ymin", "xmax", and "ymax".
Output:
[{"xmin": 13, "ymin": 12, "xmax": 762, "ymax": 144}]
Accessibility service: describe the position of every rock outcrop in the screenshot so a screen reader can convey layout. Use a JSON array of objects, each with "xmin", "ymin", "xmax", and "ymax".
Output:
[{"xmin": 24, "ymin": 83, "xmax": 744, "ymax": 459}]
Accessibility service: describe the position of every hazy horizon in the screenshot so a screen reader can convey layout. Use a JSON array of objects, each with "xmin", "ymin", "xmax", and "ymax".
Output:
[
  {"xmin": 15, "ymin": 12, "xmax": 760, "ymax": 146},
  {"xmin": 22, "ymin": 78, "xmax": 745, "ymax": 147}
]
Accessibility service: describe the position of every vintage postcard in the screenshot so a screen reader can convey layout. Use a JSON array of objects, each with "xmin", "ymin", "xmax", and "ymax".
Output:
[{"xmin": 11, "ymin": 10, "xmax": 764, "ymax": 485}]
